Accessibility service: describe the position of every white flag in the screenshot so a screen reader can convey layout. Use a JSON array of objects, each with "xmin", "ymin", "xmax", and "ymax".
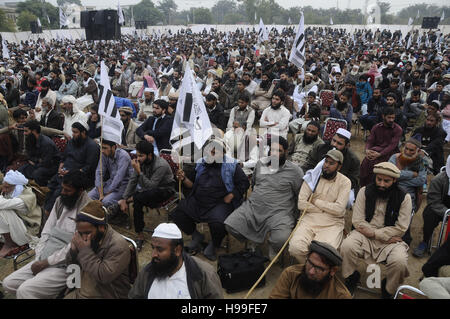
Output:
[
  {"xmin": 289, "ymin": 12, "xmax": 305, "ymax": 69},
  {"xmin": 37, "ymin": 17, "xmax": 42, "ymax": 28},
  {"xmin": 47, "ymin": 15, "xmax": 50, "ymax": 24},
  {"xmin": 118, "ymin": 1, "xmax": 125, "ymax": 25},
  {"xmin": 170, "ymin": 64, "xmax": 212, "ymax": 150},
  {"xmin": 288, "ymin": 17, "xmax": 292, "ymax": 25},
  {"xmin": 408, "ymin": 17, "xmax": 413, "ymax": 26},
  {"xmin": 303, "ymin": 159, "xmax": 325, "ymax": 192},
  {"xmin": 406, "ymin": 34, "xmax": 412, "ymax": 49},
  {"xmin": 187, "ymin": 13, "xmax": 190, "ymax": 23},
  {"xmin": 416, "ymin": 10, "xmax": 420, "ymax": 20},
  {"xmin": 254, "ymin": 11, "xmax": 257, "ymax": 22},
  {"xmin": 59, "ymin": 8, "xmax": 67, "ymax": 28},
  {"xmin": 441, "ymin": 11, "xmax": 445, "ymax": 21},
  {"xmin": 258, "ymin": 18, "xmax": 269, "ymax": 43},
  {"xmin": 2, "ymin": 39, "xmax": 10, "ymax": 59},
  {"xmin": 330, "ymin": 17, "xmax": 333, "ymax": 25},
  {"xmin": 98, "ymin": 61, "xmax": 123, "ymax": 145}
]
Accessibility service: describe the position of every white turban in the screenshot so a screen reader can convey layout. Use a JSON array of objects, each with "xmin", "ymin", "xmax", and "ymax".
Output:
[
  {"xmin": 4, "ymin": 170, "xmax": 28, "ymax": 198},
  {"xmin": 144, "ymin": 88, "xmax": 156, "ymax": 93},
  {"xmin": 61, "ymin": 95, "xmax": 77, "ymax": 105}
]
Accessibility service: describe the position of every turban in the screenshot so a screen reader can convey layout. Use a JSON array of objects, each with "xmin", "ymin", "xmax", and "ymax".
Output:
[
  {"xmin": 61, "ymin": 95, "xmax": 76, "ymax": 105},
  {"xmin": 72, "ymin": 121, "xmax": 89, "ymax": 132},
  {"xmin": 373, "ymin": 162, "xmax": 401, "ymax": 179},
  {"xmin": 4, "ymin": 170, "xmax": 28, "ymax": 198}
]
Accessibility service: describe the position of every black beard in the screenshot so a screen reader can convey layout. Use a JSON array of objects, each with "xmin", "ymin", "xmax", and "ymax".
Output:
[
  {"xmin": 60, "ymin": 192, "xmax": 80, "ymax": 210},
  {"xmin": 160, "ymin": 82, "xmax": 168, "ymax": 89},
  {"xmin": 271, "ymin": 103, "xmax": 281, "ymax": 110},
  {"xmin": 375, "ymin": 184, "xmax": 393, "ymax": 199},
  {"xmin": 73, "ymin": 136, "xmax": 87, "ymax": 148},
  {"xmin": 322, "ymin": 170, "xmax": 338, "ymax": 180},
  {"xmin": 145, "ymin": 99, "xmax": 152, "ymax": 104},
  {"xmin": 303, "ymin": 133, "xmax": 318, "ymax": 144},
  {"xmin": 242, "ymin": 79, "xmax": 250, "ymax": 86},
  {"xmin": 260, "ymin": 80, "xmax": 270, "ymax": 89},
  {"xmin": 25, "ymin": 134, "xmax": 37, "ymax": 152},
  {"xmin": 90, "ymin": 229, "xmax": 105, "ymax": 253},
  {"xmin": 299, "ymin": 265, "xmax": 332, "ymax": 297},
  {"xmin": 279, "ymin": 155, "xmax": 287, "ymax": 167},
  {"xmin": 40, "ymin": 89, "xmax": 49, "ymax": 97},
  {"xmin": 151, "ymin": 250, "xmax": 180, "ymax": 279},
  {"xmin": 65, "ymin": 78, "xmax": 71, "ymax": 84}
]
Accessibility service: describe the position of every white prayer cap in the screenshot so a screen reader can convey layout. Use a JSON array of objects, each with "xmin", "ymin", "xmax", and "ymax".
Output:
[
  {"xmin": 144, "ymin": 87, "xmax": 156, "ymax": 93},
  {"xmin": 114, "ymin": 68, "xmax": 122, "ymax": 73},
  {"xmin": 336, "ymin": 128, "xmax": 351, "ymax": 140},
  {"xmin": 4, "ymin": 170, "xmax": 28, "ymax": 186},
  {"xmin": 387, "ymin": 61, "xmax": 395, "ymax": 66},
  {"xmin": 152, "ymin": 223, "xmax": 182, "ymax": 239},
  {"xmin": 6, "ymin": 69, "xmax": 14, "ymax": 74},
  {"xmin": 61, "ymin": 95, "xmax": 76, "ymax": 105}
]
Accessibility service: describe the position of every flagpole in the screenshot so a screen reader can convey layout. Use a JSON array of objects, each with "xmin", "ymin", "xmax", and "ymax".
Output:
[
  {"xmin": 244, "ymin": 187, "xmax": 316, "ymax": 299},
  {"xmin": 100, "ymin": 115, "xmax": 104, "ymax": 199},
  {"xmin": 178, "ymin": 127, "xmax": 182, "ymax": 201}
]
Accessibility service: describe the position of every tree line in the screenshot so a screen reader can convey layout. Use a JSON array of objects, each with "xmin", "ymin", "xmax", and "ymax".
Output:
[{"xmin": 1, "ymin": 0, "xmax": 449, "ymax": 32}]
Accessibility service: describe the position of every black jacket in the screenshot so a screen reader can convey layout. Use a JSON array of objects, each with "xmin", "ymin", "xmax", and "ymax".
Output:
[
  {"xmin": 136, "ymin": 114, "xmax": 173, "ymax": 150},
  {"xmin": 62, "ymin": 136, "xmax": 100, "ymax": 187},
  {"xmin": 207, "ymin": 104, "xmax": 226, "ymax": 131},
  {"xmin": 26, "ymin": 134, "xmax": 60, "ymax": 169},
  {"xmin": 39, "ymin": 109, "xmax": 64, "ymax": 131}
]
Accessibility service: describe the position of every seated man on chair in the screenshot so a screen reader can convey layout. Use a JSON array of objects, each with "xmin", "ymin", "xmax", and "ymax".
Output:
[
  {"xmin": 2, "ymin": 170, "xmax": 92, "ymax": 299},
  {"xmin": 0, "ymin": 170, "xmax": 41, "ymax": 258},
  {"xmin": 289, "ymin": 150, "xmax": 351, "ymax": 264},
  {"xmin": 129, "ymin": 223, "xmax": 223, "ymax": 299},
  {"xmin": 270, "ymin": 240, "xmax": 351, "ymax": 299},
  {"xmin": 171, "ymin": 138, "xmax": 250, "ymax": 261},
  {"xmin": 388, "ymin": 138, "xmax": 427, "ymax": 211},
  {"xmin": 64, "ymin": 200, "xmax": 131, "ymax": 299},
  {"xmin": 225, "ymin": 136, "xmax": 303, "ymax": 260},
  {"xmin": 117, "ymin": 140, "xmax": 175, "ymax": 250},
  {"xmin": 341, "ymin": 162, "xmax": 412, "ymax": 299},
  {"xmin": 413, "ymin": 155, "xmax": 450, "ymax": 258},
  {"xmin": 18, "ymin": 120, "xmax": 60, "ymax": 186},
  {"xmin": 88, "ymin": 139, "xmax": 132, "ymax": 208},
  {"xmin": 289, "ymin": 121, "xmax": 324, "ymax": 168}
]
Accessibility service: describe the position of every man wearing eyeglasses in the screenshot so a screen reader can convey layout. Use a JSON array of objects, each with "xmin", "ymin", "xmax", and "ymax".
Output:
[{"xmin": 269, "ymin": 240, "xmax": 351, "ymax": 299}]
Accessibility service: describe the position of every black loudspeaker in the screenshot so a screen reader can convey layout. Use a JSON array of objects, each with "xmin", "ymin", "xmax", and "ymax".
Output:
[
  {"xmin": 135, "ymin": 21, "xmax": 147, "ymax": 30},
  {"xmin": 82, "ymin": 10, "xmax": 120, "ymax": 41},
  {"xmin": 422, "ymin": 17, "xmax": 440, "ymax": 29},
  {"xmin": 30, "ymin": 21, "xmax": 42, "ymax": 34}
]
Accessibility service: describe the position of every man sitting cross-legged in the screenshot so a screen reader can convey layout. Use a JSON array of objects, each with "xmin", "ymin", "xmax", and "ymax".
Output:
[
  {"xmin": 2, "ymin": 170, "xmax": 91, "ymax": 299},
  {"xmin": 0, "ymin": 170, "xmax": 41, "ymax": 258},
  {"xmin": 64, "ymin": 200, "xmax": 131, "ymax": 299}
]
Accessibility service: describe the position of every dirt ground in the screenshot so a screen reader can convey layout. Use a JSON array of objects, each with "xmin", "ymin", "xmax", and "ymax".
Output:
[{"xmin": 0, "ymin": 127, "xmax": 445, "ymax": 299}]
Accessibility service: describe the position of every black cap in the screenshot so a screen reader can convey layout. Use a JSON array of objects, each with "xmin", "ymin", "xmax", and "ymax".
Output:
[{"xmin": 309, "ymin": 240, "xmax": 342, "ymax": 267}]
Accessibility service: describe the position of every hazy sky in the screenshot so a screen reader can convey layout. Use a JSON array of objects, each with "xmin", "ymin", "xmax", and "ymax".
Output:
[{"xmin": 1, "ymin": 0, "xmax": 448, "ymax": 13}]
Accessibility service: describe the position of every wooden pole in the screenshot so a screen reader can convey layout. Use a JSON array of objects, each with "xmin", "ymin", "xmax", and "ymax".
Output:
[
  {"xmin": 178, "ymin": 126, "xmax": 182, "ymax": 201},
  {"xmin": 244, "ymin": 193, "xmax": 314, "ymax": 299}
]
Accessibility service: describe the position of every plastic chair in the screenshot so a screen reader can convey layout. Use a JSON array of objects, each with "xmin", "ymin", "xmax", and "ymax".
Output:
[
  {"xmin": 394, "ymin": 285, "xmax": 426, "ymax": 299},
  {"xmin": 322, "ymin": 118, "xmax": 347, "ymax": 142}
]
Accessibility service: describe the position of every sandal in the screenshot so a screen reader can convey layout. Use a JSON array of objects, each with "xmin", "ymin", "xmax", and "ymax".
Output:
[{"xmin": 4, "ymin": 244, "xmax": 29, "ymax": 259}]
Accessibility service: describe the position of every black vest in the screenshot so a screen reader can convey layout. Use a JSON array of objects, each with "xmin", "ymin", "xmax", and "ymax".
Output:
[{"xmin": 364, "ymin": 184, "xmax": 412, "ymax": 245}]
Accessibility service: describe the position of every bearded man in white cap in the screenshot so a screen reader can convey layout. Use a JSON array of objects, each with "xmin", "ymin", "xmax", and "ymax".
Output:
[
  {"xmin": 293, "ymin": 73, "xmax": 318, "ymax": 107},
  {"xmin": 61, "ymin": 95, "xmax": 88, "ymax": 137},
  {"xmin": 137, "ymin": 87, "xmax": 156, "ymax": 121},
  {"xmin": 128, "ymin": 223, "xmax": 223, "ymax": 299},
  {"xmin": 0, "ymin": 170, "xmax": 41, "ymax": 258}
]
